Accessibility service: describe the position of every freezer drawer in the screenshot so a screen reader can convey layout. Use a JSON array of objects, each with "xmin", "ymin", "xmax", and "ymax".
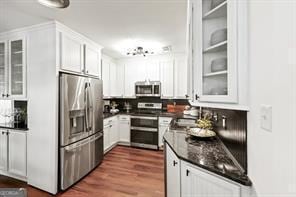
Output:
[{"xmin": 60, "ymin": 137, "xmax": 91, "ymax": 190}]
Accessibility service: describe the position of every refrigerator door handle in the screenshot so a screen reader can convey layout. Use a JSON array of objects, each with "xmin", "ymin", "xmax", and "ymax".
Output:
[
  {"xmin": 64, "ymin": 138, "xmax": 90, "ymax": 152},
  {"xmin": 88, "ymin": 82, "xmax": 93, "ymax": 132},
  {"xmin": 84, "ymin": 83, "xmax": 89, "ymax": 132}
]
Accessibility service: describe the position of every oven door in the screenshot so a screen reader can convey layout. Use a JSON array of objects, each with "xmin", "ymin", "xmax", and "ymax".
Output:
[
  {"xmin": 131, "ymin": 127, "xmax": 158, "ymax": 150},
  {"xmin": 131, "ymin": 116, "xmax": 158, "ymax": 128}
]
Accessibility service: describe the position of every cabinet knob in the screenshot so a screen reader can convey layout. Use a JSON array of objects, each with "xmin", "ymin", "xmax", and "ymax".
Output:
[
  {"xmin": 2, "ymin": 94, "xmax": 5, "ymax": 97},
  {"xmin": 2, "ymin": 131, "xmax": 4, "ymax": 135}
]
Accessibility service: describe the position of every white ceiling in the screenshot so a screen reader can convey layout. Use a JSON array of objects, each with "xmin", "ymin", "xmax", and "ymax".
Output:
[{"xmin": 0, "ymin": 0, "xmax": 187, "ymax": 59}]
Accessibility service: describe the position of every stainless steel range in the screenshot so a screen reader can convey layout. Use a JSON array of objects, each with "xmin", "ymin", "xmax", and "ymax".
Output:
[{"xmin": 130, "ymin": 102, "xmax": 162, "ymax": 150}]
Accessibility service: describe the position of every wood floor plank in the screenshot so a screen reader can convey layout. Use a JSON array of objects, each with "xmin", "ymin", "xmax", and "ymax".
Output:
[{"xmin": 0, "ymin": 146, "xmax": 164, "ymax": 197}]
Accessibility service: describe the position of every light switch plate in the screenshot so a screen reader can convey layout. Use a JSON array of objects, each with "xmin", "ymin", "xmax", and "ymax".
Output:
[{"xmin": 260, "ymin": 105, "xmax": 272, "ymax": 132}]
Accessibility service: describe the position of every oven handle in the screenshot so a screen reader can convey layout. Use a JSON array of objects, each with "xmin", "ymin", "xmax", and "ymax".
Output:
[
  {"xmin": 131, "ymin": 126, "xmax": 158, "ymax": 133},
  {"xmin": 131, "ymin": 116, "xmax": 158, "ymax": 120}
]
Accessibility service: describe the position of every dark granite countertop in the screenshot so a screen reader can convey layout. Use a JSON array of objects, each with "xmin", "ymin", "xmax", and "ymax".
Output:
[
  {"xmin": 0, "ymin": 123, "xmax": 28, "ymax": 131},
  {"xmin": 163, "ymin": 128, "xmax": 252, "ymax": 186}
]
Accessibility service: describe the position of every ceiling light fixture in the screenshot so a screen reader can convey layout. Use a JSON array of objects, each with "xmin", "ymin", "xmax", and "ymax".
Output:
[
  {"xmin": 38, "ymin": 0, "xmax": 70, "ymax": 8},
  {"xmin": 127, "ymin": 47, "xmax": 154, "ymax": 57}
]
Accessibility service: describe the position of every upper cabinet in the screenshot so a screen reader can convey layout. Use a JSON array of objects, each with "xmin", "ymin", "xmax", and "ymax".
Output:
[
  {"xmin": 0, "ymin": 36, "xmax": 26, "ymax": 99},
  {"xmin": 85, "ymin": 44, "xmax": 102, "ymax": 77},
  {"xmin": 103, "ymin": 55, "xmax": 188, "ymax": 99},
  {"xmin": 59, "ymin": 30, "xmax": 102, "ymax": 77},
  {"xmin": 188, "ymin": 0, "xmax": 248, "ymax": 108},
  {"xmin": 60, "ymin": 32, "xmax": 84, "ymax": 73}
]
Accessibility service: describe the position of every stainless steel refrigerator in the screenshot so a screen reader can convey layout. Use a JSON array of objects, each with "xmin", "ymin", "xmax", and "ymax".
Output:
[{"xmin": 59, "ymin": 73, "xmax": 103, "ymax": 190}]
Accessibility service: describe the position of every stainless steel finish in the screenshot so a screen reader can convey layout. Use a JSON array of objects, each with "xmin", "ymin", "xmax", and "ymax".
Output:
[
  {"xmin": 131, "ymin": 126, "xmax": 158, "ymax": 132},
  {"xmin": 130, "ymin": 142, "xmax": 158, "ymax": 150},
  {"xmin": 60, "ymin": 74, "xmax": 88, "ymax": 146},
  {"xmin": 60, "ymin": 73, "xmax": 103, "ymax": 190},
  {"xmin": 137, "ymin": 102, "xmax": 162, "ymax": 109},
  {"xmin": 38, "ymin": 0, "xmax": 70, "ymax": 8},
  {"xmin": 130, "ymin": 116, "xmax": 158, "ymax": 120},
  {"xmin": 135, "ymin": 80, "xmax": 161, "ymax": 97}
]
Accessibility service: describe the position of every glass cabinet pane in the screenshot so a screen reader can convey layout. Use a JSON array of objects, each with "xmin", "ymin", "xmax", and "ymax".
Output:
[
  {"xmin": 202, "ymin": 0, "xmax": 228, "ymax": 96},
  {"xmin": 10, "ymin": 39, "xmax": 23, "ymax": 96},
  {"xmin": 0, "ymin": 42, "xmax": 6, "ymax": 95}
]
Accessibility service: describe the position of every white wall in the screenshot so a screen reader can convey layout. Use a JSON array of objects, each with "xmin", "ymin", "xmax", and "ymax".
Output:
[{"xmin": 248, "ymin": 1, "xmax": 296, "ymax": 196}]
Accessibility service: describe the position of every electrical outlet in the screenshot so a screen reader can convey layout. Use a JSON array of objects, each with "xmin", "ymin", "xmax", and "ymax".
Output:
[{"xmin": 260, "ymin": 105, "xmax": 272, "ymax": 132}]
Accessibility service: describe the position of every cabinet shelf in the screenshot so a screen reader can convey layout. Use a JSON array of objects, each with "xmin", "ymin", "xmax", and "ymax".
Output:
[
  {"xmin": 203, "ymin": 41, "xmax": 227, "ymax": 53},
  {"xmin": 12, "ymin": 64, "xmax": 22, "ymax": 67},
  {"xmin": 203, "ymin": 70, "xmax": 227, "ymax": 77},
  {"xmin": 203, "ymin": 1, "xmax": 227, "ymax": 20},
  {"xmin": 12, "ymin": 51, "xmax": 23, "ymax": 54}
]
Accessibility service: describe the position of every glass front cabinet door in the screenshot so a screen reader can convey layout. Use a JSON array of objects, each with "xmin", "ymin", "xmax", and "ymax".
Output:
[
  {"xmin": 9, "ymin": 38, "xmax": 26, "ymax": 98},
  {"xmin": 190, "ymin": 0, "xmax": 239, "ymax": 103},
  {"xmin": 0, "ymin": 41, "xmax": 8, "ymax": 98}
]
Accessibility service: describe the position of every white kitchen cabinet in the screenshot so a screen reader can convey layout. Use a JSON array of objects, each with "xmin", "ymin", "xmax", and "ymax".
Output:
[
  {"xmin": 188, "ymin": 0, "xmax": 248, "ymax": 107},
  {"xmin": 103, "ymin": 122, "xmax": 111, "ymax": 152},
  {"xmin": 145, "ymin": 60, "xmax": 160, "ymax": 81},
  {"xmin": 181, "ymin": 160, "xmax": 241, "ymax": 197},
  {"xmin": 165, "ymin": 143, "xmax": 181, "ymax": 197},
  {"xmin": 124, "ymin": 62, "xmax": 141, "ymax": 98},
  {"xmin": 0, "ymin": 129, "xmax": 27, "ymax": 180},
  {"xmin": 0, "ymin": 40, "xmax": 8, "ymax": 98},
  {"xmin": 109, "ymin": 61, "xmax": 118, "ymax": 96},
  {"xmin": 158, "ymin": 117, "xmax": 172, "ymax": 149},
  {"xmin": 160, "ymin": 60, "xmax": 174, "ymax": 98},
  {"xmin": 102, "ymin": 58, "xmax": 110, "ymax": 98},
  {"xmin": 0, "ymin": 37, "xmax": 27, "ymax": 99},
  {"xmin": 8, "ymin": 130, "xmax": 27, "ymax": 177},
  {"xmin": 9, "ymin": 38, "xmax": 26, "ymax": 98},
  {"xmin": 109, "ymin": 117, "xmax": 119, "ymax": 146},
  {"xmin": 85, "ymin": 44, "xmax": 101, "ymax": 77},
  {"xmin": 104, "ymin": 117, "xmax": 119, "ymax": 153},
  {"xmin": 60, "ymin": 32, "xmax": 84, "ymax": 73},
  {"xmin": 118, "ymin": 115, "xmax": 130, "ymax": 145},
  {"xmin": 0, "ymin": 130, "xmax": 8, "ymax": 171},
  {"xmin": 174, "ymin": 57, "xmax": 188, "ymax": 99}
]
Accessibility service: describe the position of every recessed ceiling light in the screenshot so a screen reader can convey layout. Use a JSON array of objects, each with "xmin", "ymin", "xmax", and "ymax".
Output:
[{"xmin": 38, "ymin": 0, "xmax": 70, "ymax": 9}]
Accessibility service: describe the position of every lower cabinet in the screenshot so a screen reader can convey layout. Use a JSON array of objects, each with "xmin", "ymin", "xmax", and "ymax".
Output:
[
  {"xmin": 0, "ymin": 129, "xmax": 27, "ymax": 180},
  {"xmin": 118, "ymin": 115, "xmax": 131, "ymax": 145},
  {"xmin": 165, "ymin": 143, "xmax": 181, "ymax": 197},
  {"xmin": 181, "ymin": 161, "xmax": 241, "ymax": 197},
  {"xmin": 165, "ymin": 142, "xmax": 244, "ymax": 197},
  {"xmin": 104, "ymin": 115, "xmax": 131, "ymax": 153},
  {"xmin": 103, "ymin": 117, "xmax": 118, "ymax": 153},
  {"xmin": 159, "ymin": 117, "xmax": 172, "ymax": 149}
]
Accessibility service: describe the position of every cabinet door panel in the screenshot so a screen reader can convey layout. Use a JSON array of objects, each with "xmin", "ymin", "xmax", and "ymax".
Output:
[
  {"xmin": 160, "ymin": 60, "xmax": 174, "ymax": 98},
  {"xmin": 0, "ymin": 131, "xmax": 8, "ymax": 171},
  {"xmin": 85, "ymin": 45, "xmax": 101, "ymax": 77},
  {"xmin": 109, "ymin": 62, "xmax": 117, "ymax": 96},
  {"xmin": 103, "ymin": 124, "xmax": 110, "ymax": 152},
  {"xmin": 8, "ymin": 131, "xmax": 27, "ymax": 177},
  {"xmin": 181, "ymin": 161, "xmax": 240, "ymax": 197},
  {"xmin": 124, "ymin": 62, "xmax": 140, "ymax": 97},
  {"xmin": 145, "ymin": 60, "xmax": 160, "ymax": 81},
  {"xmin": 174, "ymin": 57, "xmax": 188, "ymax": 98},
  {"xmin": 0, "ymin": 41, "xmax": 8, "ymax": 97},
  {"xmin": 166, "ymin": 143, "xmax": 180, "ymax": 197},
  {"xmin": 119, "ymin": 119, "xmax": 130, "ymax": 143},
  {"xmin": 102, "ymin": 59, "xmax": 110, "ymax": 97},
  {"xmin": 60, "ymin": 33, "xmax": 83, "ymax": 73},
  {"xmin": 9, "ymin": 38, "xmax": 26, "ymax": 98}
]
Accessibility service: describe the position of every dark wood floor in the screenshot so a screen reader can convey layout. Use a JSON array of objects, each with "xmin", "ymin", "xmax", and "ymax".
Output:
[{"xmin": 0, "ymin": 146, "xmax": 165, "ymax": 197}]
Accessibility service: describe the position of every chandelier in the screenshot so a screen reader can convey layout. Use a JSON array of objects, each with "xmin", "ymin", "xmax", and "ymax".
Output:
[{"xmin": 127, "ymin": 47, "xmax": 154, "ymax": 57}]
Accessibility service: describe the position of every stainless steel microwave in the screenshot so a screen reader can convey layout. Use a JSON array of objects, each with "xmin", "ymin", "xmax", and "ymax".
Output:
[{"xmin": 135, "ymin": 80, "xmax": 161, "ymax": 97}]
